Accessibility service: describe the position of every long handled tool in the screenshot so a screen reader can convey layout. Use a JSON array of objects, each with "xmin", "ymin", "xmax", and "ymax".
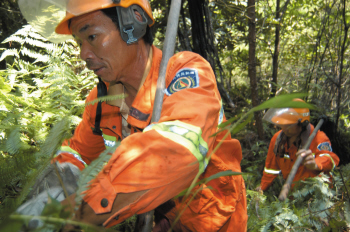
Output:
[
  {"xmin": 136, "ymin": 1, "xmax": 182, "ymax": 231},
  {"xmin": 278, "ymin": 119, "xmax": 324, "ymax": 201},
  {"xmin": 151, "ymin": 0, "xmax": 182, "ymax": 123}
]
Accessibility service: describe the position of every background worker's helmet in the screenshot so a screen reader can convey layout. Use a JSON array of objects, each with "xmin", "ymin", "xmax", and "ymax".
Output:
[
  {"xmin": 263, "ymin": 98, "xmax": 310, "ymax": 126},
  {"xmin": 55, "ymin": 0, "xmax": 154, "ymax": 44}
]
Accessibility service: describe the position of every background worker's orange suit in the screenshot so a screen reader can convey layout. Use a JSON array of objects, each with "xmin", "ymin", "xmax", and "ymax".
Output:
[
  {"xmin": 54, "ymin": 45, "xmax": 247, "ymax": 231},
  {"xmin": 260, "ymin": 124, "xmax": 340, "ymax": 191}
]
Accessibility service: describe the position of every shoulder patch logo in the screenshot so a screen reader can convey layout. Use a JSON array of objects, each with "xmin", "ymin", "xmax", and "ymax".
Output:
[
  {"xmin": 165, "ymin": 68, "xmax": 199, "ymax": 96},
  {"xmin": 317, "ymin": 142, "xmax": 332, "ymax": 152}
]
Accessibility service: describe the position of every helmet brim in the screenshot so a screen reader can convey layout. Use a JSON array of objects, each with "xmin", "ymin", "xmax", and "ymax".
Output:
[
  {"xmin": 263, "ymin": 108, "xmax": 303, "ymax": 125},
  {"xmin": 55, "ymin": 0, "xmax": 155, "ymax": 35}
]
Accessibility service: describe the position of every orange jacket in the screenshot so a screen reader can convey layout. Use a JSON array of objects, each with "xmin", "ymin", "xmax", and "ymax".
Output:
[
  {"xmin": 54, "ymin": 45, "xmax": 247, "ymax": 231},
  {"xmin": 260, "ymin": 124, "xmax": 340, "ymax": 191}
]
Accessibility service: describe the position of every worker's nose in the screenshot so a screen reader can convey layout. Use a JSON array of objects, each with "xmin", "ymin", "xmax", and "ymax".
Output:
[
  {"xmin": 279, "ymin": 124, "xmax": 294, "ymax": 134},
  {"xmin": 280, "ymin": 125, "xmax": 288, "ymax": 131},
  {"xmin": 80, "ymin": 41, "xmax": 95, "ymax": 61}
]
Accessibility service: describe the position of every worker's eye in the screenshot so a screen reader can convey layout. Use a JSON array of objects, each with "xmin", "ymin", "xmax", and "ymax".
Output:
[{"xmin": 88, "ymin": 34, "xmax": 96, "ymax": 41}]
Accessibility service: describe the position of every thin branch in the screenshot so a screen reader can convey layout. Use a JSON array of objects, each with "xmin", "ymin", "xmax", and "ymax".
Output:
[{"xmin": 0, "ymin": 7, "xmax": 21, "ymax": 13}]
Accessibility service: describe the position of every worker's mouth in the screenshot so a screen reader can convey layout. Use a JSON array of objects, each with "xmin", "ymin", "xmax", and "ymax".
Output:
[
  {"xmin": 93, "ymin": 67, "xmax": 103, "ymax": 75},
  {"xmin": 86, "ymin": 61, "xmax": 104, "ymax": 75},
  {"xmin": 284, "ymin": 132, "xmax": 293, "ymax": 137}
]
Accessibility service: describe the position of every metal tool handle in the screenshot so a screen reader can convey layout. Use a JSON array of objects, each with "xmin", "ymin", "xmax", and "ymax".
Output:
[
  {"xmin": 137, "ymin": 1, "xmax": 182, "ymax": 232},
  {"xmin": 151, "ymin": 0, "xmax": 182, "ymax": 123}
]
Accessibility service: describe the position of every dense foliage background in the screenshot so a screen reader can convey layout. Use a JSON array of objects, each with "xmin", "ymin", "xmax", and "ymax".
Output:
[{"xmin": 0, "ymin": 0, "xmax": 350, "ymax": 231}]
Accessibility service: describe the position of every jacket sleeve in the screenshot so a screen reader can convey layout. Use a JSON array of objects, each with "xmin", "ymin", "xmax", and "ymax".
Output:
[
  {"xmin": 53, "ymin": 87, "xmax": 106, "ymax": 170},
  {"xmin": 82, "ymin": 52, "xmax": 228, "ymax": 226},
  {"xmin": 312, "ymin": 130, "xmax": 339, "ymax": 172},
  {"xmin": 260, "ymin": 132, "xmax": 281, "ymax": 191}
]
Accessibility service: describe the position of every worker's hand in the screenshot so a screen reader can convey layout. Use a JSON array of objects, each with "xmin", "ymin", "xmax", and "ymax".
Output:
[
  {"xmin": 61, "ymin": 193, "xmax": 76, "ymax": 213},
  {"xmin": 60, "ymin": 193, "xmax": 79, "ymax": 231},
  {"xmin": 60, "ymin": 194, "xmax": 107, "ymax": 231},
  {"xmin": 296, "ymin": 149, "xmax": 320, "ymax": 171},
  {"xmin": 255, "ymin": 186, "xmax": 263, "ymax": 193}
]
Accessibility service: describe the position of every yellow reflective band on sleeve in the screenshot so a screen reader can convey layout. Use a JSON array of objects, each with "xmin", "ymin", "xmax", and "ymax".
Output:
[
  {"xmin": 102, "ymin": 133, "xmax": 117, "ymax": 148},
  {"xmin": 144, "ymin": 120, "xmax": 209, "ymax": 172},
  {"xmin": 319, "ymin": 153, "xmax": 336, "ymax": 170},
  {"xmin": 284, "ymin": 154, "xmax": 290, "ymax": 159},
  {"xmin": 57, "ymin": 146, "xmax": 87, "ymax": 166},
  {"xmin": 264, "ymin": 167, "xmax": 281, "ymax": 175}
]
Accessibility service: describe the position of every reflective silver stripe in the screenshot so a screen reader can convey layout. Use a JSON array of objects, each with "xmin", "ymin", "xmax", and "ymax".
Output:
[
  {"xmin": 284, "ymin": 154, "xmax": 290, "ymax": 159},
  {"xmin": 144, "ymin": 120, "xmax": 209, "ymax": 172},
  {"xmin": 264, "ymin": 167, "xmax": 281, "ymax": 175},
  {"xmin": 56, "ymin": 146, "xmax": 87, "ymax": 166},
  {"xmin": 218, "ymin": 99, "xmax": 224, "ymax": 125},
  {"xmin": 102, "ymin": 133, "xmax": 117, "ymax": 148},
  {"xmin": 319, "ymin": 153, "xmax": 336, "ymax": 170}
]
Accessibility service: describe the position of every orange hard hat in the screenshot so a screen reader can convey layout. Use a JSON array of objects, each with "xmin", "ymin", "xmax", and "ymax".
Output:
[
  {"xmin": 263, "ymin": 98, "xmax": 310, "ymax": 125},
  {"xmin": 55, "ymin": 0, "xmax": 154, "ymax": 35}
]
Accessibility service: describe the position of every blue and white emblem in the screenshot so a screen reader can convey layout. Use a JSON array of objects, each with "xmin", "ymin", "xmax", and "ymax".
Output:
[
  {"xmin": 165, "ymin": 68, "xmax": 199, "ymax": 96},
  {"xmin": 317, "ymin": 142, "xmax": 332, "ymax": 151}
]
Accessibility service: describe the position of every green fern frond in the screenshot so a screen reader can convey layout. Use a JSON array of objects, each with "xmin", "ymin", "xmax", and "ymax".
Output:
[
  {"xmin": 5, "ymin": 127, "xmax": 24, "ymax": 155},
  {"xmin": 10, "ymin": 25, "xmax": 33, "ymax": 37},
  {"xmin": 85, "ymin": 94, "xmax": 127, "ymax": 106},
  {"xmin": 24, "ymin": 37, "xmax": 56, "ymax": 52},
  {"xmin": 260, "ymin": 221, "xmax": 273, "ymax": 232},
  {"xmin": 20, "ymin": 47, "xmax": 50, "ymax": 63},
  {"xmin": 40, "ymin": 118, "xmax": 72, "ymax": 155},
  {"xmin": 17, "ymin": 59, "xmax": 42, "ymax": 73},
  {"xmin": 16, "ymin": 118, "xmax": 73, "ymax": 205},
  {"xmin": 344, "ymin": 201, "xmax": 350, "ymax": 225},
  {"xmin": 0, "ymin": 23, "xmax": 97, "ymax": 222},
  {"xmin": 27, "ymin": 31, "xmax": 48, "ymax": 42},
  {"xmin": 0, "ymin": 49, "xmax": 20, "ymax": 62},
  {"xmin": 2, "ymin": 35, "xmax": 26, "ymax": 45}
]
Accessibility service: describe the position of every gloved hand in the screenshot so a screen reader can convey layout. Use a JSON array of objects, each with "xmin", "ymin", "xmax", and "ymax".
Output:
[
  {"xmin": 255, "ymin": 186, "xmax": 263, "ymax": 193},
  {"xmin": 16, "ymin": 162, "xmax": 80, "ymax": 231}
]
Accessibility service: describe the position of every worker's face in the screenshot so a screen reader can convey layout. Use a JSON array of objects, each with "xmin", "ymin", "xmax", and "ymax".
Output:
[
  {"xmin": 70, "ymin": 10, "xmax": 137, "ymax": 83},
  {"xmin": 279, "ymin": 123, "xmax": 302, "ymax": 138}
]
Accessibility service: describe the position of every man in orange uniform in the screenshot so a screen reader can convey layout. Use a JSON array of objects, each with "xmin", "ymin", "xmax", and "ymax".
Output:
[
  {"xmin": 257, "ymin": 99, "xmax": 339, "ymax": 192},
  {"xmin": 49, "ymin": 0, "xmax": 247, "ymax": 231}
]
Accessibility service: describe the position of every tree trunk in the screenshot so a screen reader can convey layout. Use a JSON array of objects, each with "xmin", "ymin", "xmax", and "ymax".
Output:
[
  {"xmin": 271, "ymin": 0, "xmax": 281, "ymax": 97},
  {"xmin": 187, "ymin": 0, "xmax": 235, "ymax": 109},
  {"xmin": 336, "ymin": 0, "xmax": 349, "ymax": 133},
  {"xmin": 248, "ymin": 0, "xmax": 264, "ymax": 139}
]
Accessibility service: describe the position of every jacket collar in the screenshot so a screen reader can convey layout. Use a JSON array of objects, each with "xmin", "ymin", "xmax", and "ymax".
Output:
[
  {"xmin": 127, "ymin": 45, "xmax": 162, "ymax": 129},
  {"xmin": 104, "ymin": 45, "xmax": 161, "ymax": 130}
]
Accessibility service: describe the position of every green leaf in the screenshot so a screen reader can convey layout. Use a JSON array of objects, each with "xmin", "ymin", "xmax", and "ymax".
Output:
[
  {"xmin": 250, "ymin": 93, "xmax": 314, "ymax": 112},
  {"xmin": 41, "ymin": 195, "xmax": 63, "ymax": 218},
  {"xmin": 0, "ymin": 77, "xmax": 12, "ymax": 93},
  {"xmin": 0, "ymin": 217, "xmax": 24, "ymax": 232}
]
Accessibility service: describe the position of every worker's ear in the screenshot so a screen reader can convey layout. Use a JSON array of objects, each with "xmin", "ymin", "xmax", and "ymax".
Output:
[{"xmin": 134, "ymin": 10, "xmax": 143, "ymax": 22}]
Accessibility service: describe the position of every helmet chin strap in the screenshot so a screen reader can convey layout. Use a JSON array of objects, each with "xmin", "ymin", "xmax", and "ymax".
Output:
[{"xmin": 116, "ymin": 5, "xmax": 149, "ymax": 44}]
